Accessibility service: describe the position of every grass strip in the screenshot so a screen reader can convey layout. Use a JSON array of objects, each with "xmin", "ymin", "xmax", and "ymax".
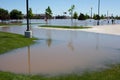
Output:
[
  {"xmin": 0, "ymin": 31, "xmax": 36, "ymax": 54},
  {"xmin": 40, "ymin": 25, "xmax": 91, "ymax": 29}
]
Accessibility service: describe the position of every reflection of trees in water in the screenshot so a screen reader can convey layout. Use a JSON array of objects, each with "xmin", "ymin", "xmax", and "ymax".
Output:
[
  {"xmin": 96, "ymin": 33, "xmax": 100, "ymax": 50},
  {"xmin": 1, "ymin": 27, "xmax": 10, "ymax": 32},
  {"xmin": 68, "ymin": 41, "xmax": 74, "ymax": 51},
  {"xmin": 67, "ymin": 31, "xmax": 77, "ymax": 51},
  {"xmin": 47, "ymin": 38, "xmax": 52, "ymax": 47},
  {"xmin": 46, "ymin": 30, "xmax": 52, "ymax": 47}
]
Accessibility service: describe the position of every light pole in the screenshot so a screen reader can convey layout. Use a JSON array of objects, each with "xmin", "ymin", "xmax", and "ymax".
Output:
[
  {"xmin": 25, "ymin": 0, "xmax": 32, "ymax": 38},
  {"xmin": 107, "ymin": 11, "xmax": 109, "ymax": 23},
  {"xmin": 91, "ymin": 7, "xmax": 93, "ymax": 19},
  {"xmin": 97, "ymin": 0, "xmax": 100, "ymax": 25},
  {"xmin": 26, "ymin": 0, "xmax": 29, "ymax": 31}
]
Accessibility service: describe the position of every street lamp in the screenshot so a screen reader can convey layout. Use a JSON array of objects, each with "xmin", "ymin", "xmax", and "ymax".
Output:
[
  {"xmin": 91, "ymin": 7, "xmax": 93, "ymax": 19},
  {"xmin": 97, "ymin": 0, "xmax": 100, "ymax": 25},
  {"xmin": 25, "ymin": 0, "xmax": 32, "ymax": 38}
]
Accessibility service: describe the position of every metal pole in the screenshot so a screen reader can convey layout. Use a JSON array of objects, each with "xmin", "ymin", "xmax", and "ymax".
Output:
[
  {"xmin": 107, "ymin": 11, "xmax": 109, "ymax": 23},
  {"xmin": 91, "ymin": 7, "xmax": 93, "ymax": 19},
  {"xmin": 97, "ymin": 0, "xmax": 100, "ymax": 25},
  {"xmin": 26, "ymin": 0, "xmax": 30, "ymax": 31}
]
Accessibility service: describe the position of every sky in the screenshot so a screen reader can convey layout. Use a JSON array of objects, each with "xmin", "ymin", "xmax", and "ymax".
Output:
[{"xmin": 0, "ymin": 0, "xmax": 120, "ymax": 16}]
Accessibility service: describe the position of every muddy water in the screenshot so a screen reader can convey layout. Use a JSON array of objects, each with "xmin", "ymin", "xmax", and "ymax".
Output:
[{"xmin": 0, "ymin": 26, "xmax": 120, "ymax": 75}]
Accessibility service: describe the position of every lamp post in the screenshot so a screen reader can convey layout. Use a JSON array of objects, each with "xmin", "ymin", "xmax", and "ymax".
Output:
[
  {"xmin": 25, "ymin": 0, "xmax": 32, "ymax": 38},
  {"xmin": 26, "ymin": 0, "xmax": 30, "ymax": 31},
  {"xmin": 107, "ymin": 11, "xmax": 109, "ymax": 23},
  {"xmin": 91, "ymin": 7, "xmax": 93, "ymax": 19},
  {"xmin": 97, "ymin": 0, "xmax": 100, "ymax": 25}
]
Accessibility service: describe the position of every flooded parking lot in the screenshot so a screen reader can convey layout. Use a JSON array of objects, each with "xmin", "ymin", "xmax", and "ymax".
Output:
[{"xmin": 0, "ymin": 26, "xmax": 120, "ymax": 75}]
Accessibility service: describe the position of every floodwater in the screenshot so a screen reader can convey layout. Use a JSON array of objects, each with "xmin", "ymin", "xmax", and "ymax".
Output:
[
  {"xmin": 19, "ymin": 19, "xmax": 120, "ymax": 26},
  {"xmin": 0, "ymin": 25, "xmax": 120, "ymax": 75}
]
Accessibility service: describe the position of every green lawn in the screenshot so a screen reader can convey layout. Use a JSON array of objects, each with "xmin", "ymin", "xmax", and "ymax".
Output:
[
  {"xmin": 40, "ymin": 25, "xmax": 91, "ymax": 29},
  {"xmin": 0, "ymin": 31, "xmax": 36, "ymax": 54}
]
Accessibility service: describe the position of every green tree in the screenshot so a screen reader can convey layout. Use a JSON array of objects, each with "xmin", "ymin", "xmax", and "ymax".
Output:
[
  {"xmin": 85, "ymin": 14, "xmax": 90, "ymax": 19},
  {"xmin": 0, "ymin": 8, "xmax": 9, "ymax": 22},
  {"xmin": 78, "ymin": 13, "xmax": 86, "ymax": 20},
  {"xmin": 28, "ymin": 8, "xmax": 33, "ymax": 19},
  {"xmin": 28, "ymin": 8, "xmax": 33, "ymax": 26},
  {"xmin": 93, "ymin": 14, "xmax": 100, "ymax": 20},
  {"xmin": 10, "ymin": 9, "xmax": 23, "ymax": 20},
  {"xmin": 45, "ymin": 6, "xmax": 52, "ymax": 19},
  {"xmin": 100, "ymin": 14, "xmax": 105, "ymax": 19},
  {"xmin": 45, "ymin": 6, "xmax": 52, "ymax": 24},
  {"xmin": 73, "ymin": 11, "xmax": 78, "ymax": 19},
  {"xmin": 68, "ymin": 5, "xmax": 75, "ymax": 26},
  {"xmin": 115, "ymin": 15, "xmax": 120, "ymax": 19},
  {"xmin": 73, "ymin": 12, "xmax": 78, "ymax": 26}
]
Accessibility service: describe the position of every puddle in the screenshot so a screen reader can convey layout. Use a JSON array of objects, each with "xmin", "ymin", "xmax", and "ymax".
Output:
[{"xmin": 0, "ymin": 26, "xmax": 120, "ymax": 75}]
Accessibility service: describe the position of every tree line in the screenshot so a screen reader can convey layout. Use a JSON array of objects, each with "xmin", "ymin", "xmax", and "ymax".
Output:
[
  {"xmin": 0, "ymin": 8, "xmax": 23, "ymax": 22},
  {"xmin": 0, "ymin": 7, "xmax": 120, "ymax": 22}
]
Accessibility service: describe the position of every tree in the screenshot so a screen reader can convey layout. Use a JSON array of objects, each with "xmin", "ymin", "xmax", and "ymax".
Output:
[
  {"xmin": 73, "ymin": 12, "xmax": 78, "ymax": 26},
  {"xmin": 78, "ymin": 13, "xmax": 86, "ymax": 20},
  {"xmin": 10, "ymin": 9, "xmax": 23, "ymax": 20},
  {"xmin": 45, "ymin": 6, "xmax": 52, "ymax": 24},
  {"xmin": 28, "ymin": 8, "xmax": 33, "ymax": 26},
  {"xmin": 73, "ymin": 11, "xmax": 78, "ymax": 19},
  {"xmin": 85, "ymin": 14, "xmax": 90, "ymax": 19},
  {"xmin": 0, "ymin": 8, "xmax": 9, "ymax": 22},
  {"xmin": 93, "ymin": 14, "xmax": 100, "ymax": 20},
  {"xmin": 45, "ymin": 6, "xmax": 52, "ymax": 19},
  {"xmin": 100, "ymin": 14, "xmax": 105, "ymax": 19},
  {"xmin": 28, "ymin": 8, "xmax": 33, "ymax": 19},
  {"xmin": 68, "ymin": 5, "xmax": 75, "ymax": 26}
]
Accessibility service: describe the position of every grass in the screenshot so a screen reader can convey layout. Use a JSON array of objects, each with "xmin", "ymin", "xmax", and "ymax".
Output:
[
  {"xmin": 0, "ymin": 64, "xmax": 120, "ymax": 80},
  {"xmin": 40, "ymin": 25, "xmax": 91, "ymax": 29},
  {"xmin": 0, "ymin": 31, "xmax": 36, "ymax": 54}
]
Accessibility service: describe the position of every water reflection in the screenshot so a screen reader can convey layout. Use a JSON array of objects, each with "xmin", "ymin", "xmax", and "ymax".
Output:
[
  {"xmin": 28, "ymin": 46, "xmax": 31, "ymax": 74},
  {"xmin": 0, "ymin": 26, "xmax": 120, "ymax": 75},
  {"xmin": 67, "ymin": 31, "xmax": 77, "ymax": 51},
  {"xmin": 46, "ymin": 30, "xmax": 52, "ymax": 47},
  {"xmin": 1, "ymin": 27, "xmax": 10, "ymax": 32},
  {"xmin": 96, "ymin": 33, "xmax": 100, "ymax": 50}
]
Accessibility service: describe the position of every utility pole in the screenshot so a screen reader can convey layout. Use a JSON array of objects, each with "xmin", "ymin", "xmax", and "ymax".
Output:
[
  {"xmin": 107, "ymin": 11, "xmax": 109, "ymax": 23},
  {"xmin": 91, "ymin": 7, "xmax": 93, "ymax": 19}
]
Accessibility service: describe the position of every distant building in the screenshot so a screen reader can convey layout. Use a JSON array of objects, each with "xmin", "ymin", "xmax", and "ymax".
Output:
[
  {"xmin": 24, "ymin": 14, "xmax": 46, "ymax": 19},
  {"xmin": 55, "ymin": 15, "xmax": 71, "ymax": 19},
  {"xmin": 33, "ymin": 14, "xmax": 46, "ymax": 19}
]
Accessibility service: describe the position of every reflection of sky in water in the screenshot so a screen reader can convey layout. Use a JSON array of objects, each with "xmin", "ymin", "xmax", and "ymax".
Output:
[{"xmin": 0, "ymin": 25, "xmax": 120, "ymax": 75}]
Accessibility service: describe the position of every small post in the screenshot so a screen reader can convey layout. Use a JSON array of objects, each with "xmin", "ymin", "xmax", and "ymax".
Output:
[{"xmin": 25, "ymin": 0, "xmax": 32, "ymax": 38}]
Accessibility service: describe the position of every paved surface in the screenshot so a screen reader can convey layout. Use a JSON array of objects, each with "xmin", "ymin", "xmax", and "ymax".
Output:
[{"xmin": 79, "ymin": 24, "xmax": 120, "ymax": 36}]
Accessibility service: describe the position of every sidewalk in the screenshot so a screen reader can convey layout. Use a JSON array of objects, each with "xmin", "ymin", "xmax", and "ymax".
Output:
[{"xmin": 80, "ymin": 24, "xmax": 120, "ymax": 36}]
